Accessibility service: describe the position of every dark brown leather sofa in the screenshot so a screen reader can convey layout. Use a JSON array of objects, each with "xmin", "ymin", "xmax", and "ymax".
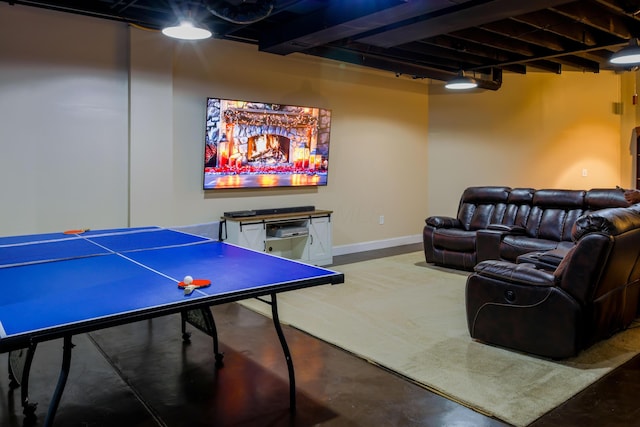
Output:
[
  {"xmin": 465, "ymin": 204, "xmax": 640, "ymax": 358},
  {"xmin": 423, "ymin": 186, "xmax": 629, "ymax": 271}
]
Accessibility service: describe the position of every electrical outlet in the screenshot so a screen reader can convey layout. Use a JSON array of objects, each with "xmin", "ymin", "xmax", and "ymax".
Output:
[{"xmin": 379, "ymin": 215, "xmax": 384, "ymax": 225}]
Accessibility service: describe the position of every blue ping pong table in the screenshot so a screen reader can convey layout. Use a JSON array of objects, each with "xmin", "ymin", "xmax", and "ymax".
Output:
[{"xmin": 0, "ymin": 226, "xmax": 344, "ymax": 426}]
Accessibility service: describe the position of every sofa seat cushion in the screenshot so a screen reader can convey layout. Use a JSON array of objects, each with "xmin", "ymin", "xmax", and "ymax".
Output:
[
  {"xmin": 500, "ymin": 235, "xmax": 560, "ymax": 261},
  {"xmin": 432, "ymin": 228, "xmax": 477, "ymax": 252}
]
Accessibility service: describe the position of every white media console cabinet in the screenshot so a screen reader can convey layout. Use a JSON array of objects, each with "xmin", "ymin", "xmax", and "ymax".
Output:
[{"xmin": 220, "ymin": 210, "xmax": 333, "ymax": 266}]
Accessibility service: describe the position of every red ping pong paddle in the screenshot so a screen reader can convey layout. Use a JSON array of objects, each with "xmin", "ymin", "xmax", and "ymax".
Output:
[
  {"xmin": 178, "ymin": 279, "xmax": 211, "ymax": 288},
  {"xmin": 63, "ymin": 229, "xmax": 90, "ymax": 235}
]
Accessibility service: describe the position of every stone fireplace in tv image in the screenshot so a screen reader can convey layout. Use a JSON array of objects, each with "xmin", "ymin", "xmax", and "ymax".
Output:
[{"xmin": 204, "ymin": 97, "xmax": 332, "ymax": 189}]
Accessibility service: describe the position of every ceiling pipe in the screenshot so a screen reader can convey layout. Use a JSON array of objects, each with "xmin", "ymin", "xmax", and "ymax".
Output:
[
  {"xmin": 305, "ymin": 45, "xmax": 503, "ymax": 90},
  {"xmin": 474, "ymin": 68, "xmax": 502, "ymax": 91},
  {"xmin": 206, "ymin": 0, "xmax": 275, "ymax": 25}
]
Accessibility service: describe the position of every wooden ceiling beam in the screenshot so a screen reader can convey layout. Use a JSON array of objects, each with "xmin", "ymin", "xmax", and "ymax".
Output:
[
  {"xmin": 551, "ymin": 1, "xmax": 638, "ymax": 39},
  {"xmin": 358, "ymin": 0, "xmax": 577, "ymax": 48},
  {"xmin": 511, "ymin": 9, "xmax": 601, "ymax": 45}
]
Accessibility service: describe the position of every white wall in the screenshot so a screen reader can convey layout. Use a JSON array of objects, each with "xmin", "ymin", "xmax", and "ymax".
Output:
[
  {"xmin": 165, "ymin": 39, "xmax": 429, "ymax": 248},
  {"xmin": 0, "ymin": 5, "xmax": 129, "ymax": 234},
  {"xmin": 427, "ymin": 72, "xmax": 623, "ymax": 217}
]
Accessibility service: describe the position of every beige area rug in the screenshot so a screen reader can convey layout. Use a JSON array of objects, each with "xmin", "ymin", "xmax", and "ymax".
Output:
[{"xmin": 238, "ymin": 252, "xmax": 640, "ymax": 426}]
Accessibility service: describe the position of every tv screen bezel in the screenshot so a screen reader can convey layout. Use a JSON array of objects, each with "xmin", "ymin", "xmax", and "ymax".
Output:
[{"xmin": 203, "ymin": 97, "xmax": 332, "ymax": 190}]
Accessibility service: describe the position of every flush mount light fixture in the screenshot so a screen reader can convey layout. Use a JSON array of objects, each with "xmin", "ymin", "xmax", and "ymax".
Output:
[
  {"xmin": 162, "ymin": 20, "xmax": 212, "ymax": 40},
  {"xmin": 610, "ymin": 38, "xmax": 640, "ymax": 65},
  {"xmin": 445, "ymin": 71, "xmax": 478, "ymax": 90}
]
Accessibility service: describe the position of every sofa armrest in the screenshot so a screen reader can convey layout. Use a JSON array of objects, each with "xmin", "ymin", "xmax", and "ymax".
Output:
[
  {"xmin": 538, "ymin": 246, "xmax": 571, "ymax": 265},
  {"xmin": 425, "ymin": 216, "xmax": 461, "ymax": 228},
  {"xmin": 516, "ymin": 245, "xmax": 573, "ymax": 271},
  {"xmin": 476, "ymin": 229, "xmax": 504, "ymax": 263},
  {"xmin": 473, "ymin": 260, "xmax": 555, "ymax": 286},
  {"xmin": 476, "ymin": 225, "xmax": 527, "ymax": 263}
]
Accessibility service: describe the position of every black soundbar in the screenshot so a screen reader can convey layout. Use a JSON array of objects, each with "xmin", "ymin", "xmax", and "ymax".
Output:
[
  {"xmin": 224, "ymin": 206, "xmax": 315, "ymax": 218},
  {"xmin": 223, "ymin": 210, "xmax": 257, "ymax": 218},
  {"xmin": 255, "ymin": 206, "xmax": 315, "ymax": 215}
]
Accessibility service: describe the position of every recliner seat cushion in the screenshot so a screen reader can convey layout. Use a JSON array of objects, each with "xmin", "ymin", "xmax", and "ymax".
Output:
[{"xmin": 431, "ymin": 228, "xmax": 476, "ymax": 252}]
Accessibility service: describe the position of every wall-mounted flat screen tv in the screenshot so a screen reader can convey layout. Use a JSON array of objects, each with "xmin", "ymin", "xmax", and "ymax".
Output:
[{"xmin": 203, "ymin": 97, "xmax": 332, "ymax": 190}]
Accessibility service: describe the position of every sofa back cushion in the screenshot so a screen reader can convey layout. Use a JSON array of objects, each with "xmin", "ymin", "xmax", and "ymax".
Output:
[
  {"xmin": 457, "ymin": 186, "xmax": 510, "ymax": 231},
  {"xmin": 525, "ymin": 190, "xmax": 586, "ymax": 241},
  {"xmin": 501, "ymin": 187, "xmax": 534, "ymax": 226}
]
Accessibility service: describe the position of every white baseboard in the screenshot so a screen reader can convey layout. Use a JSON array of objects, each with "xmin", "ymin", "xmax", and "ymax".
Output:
[{"xmin": 332, "ymin": 234, "xmax": 423, "ymax": 256}]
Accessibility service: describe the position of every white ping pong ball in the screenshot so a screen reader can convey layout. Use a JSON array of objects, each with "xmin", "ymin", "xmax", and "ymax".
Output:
[{"xmin": 183, "ymin": 275, "xmax": 193, "ymax": 285}]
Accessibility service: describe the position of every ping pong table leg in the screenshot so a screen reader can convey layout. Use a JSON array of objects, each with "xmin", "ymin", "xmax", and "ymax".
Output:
[
  {"xmin": 43, "ymin": 335, "xmax": 74, "ymax": 427},
  {"xmin": 181, "ymin": 309, "xmax": 224, "ymax": 367},
  {"xmin": 7, "ymin": 342, "xmax": 38, "ymax": 417},
  {"xmin": 269, "ymin": 293, "xmax": 296, "ymax": 413}
]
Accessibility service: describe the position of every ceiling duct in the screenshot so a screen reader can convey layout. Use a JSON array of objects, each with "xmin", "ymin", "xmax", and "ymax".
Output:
[{"xmin": 207, "ymin": 0, "xmax": 275, "ymax": 25}]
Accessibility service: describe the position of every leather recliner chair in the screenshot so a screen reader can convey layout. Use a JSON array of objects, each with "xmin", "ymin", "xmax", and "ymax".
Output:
[
  {"xmin": 423, "ymin": 186, "xmax": 511, "ymax": 270},
  {"xmin": 465, "ymin": 204, "xmax": 640, "ymax": 359}
]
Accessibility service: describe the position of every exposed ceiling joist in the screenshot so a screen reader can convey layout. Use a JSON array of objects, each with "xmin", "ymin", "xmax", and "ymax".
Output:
[
  {"xmin": 357, "ymin": 0, "xmax": 577, "ymax": 48},
  {"xmin": 3, "ymin": 0, "xmax": 639, "ymax": 91}
]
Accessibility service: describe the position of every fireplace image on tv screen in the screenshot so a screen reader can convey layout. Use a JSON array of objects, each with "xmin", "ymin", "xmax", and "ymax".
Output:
[{"xmin": 203, "ymin": 97, "xmax": 332, "ymax": 190}]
